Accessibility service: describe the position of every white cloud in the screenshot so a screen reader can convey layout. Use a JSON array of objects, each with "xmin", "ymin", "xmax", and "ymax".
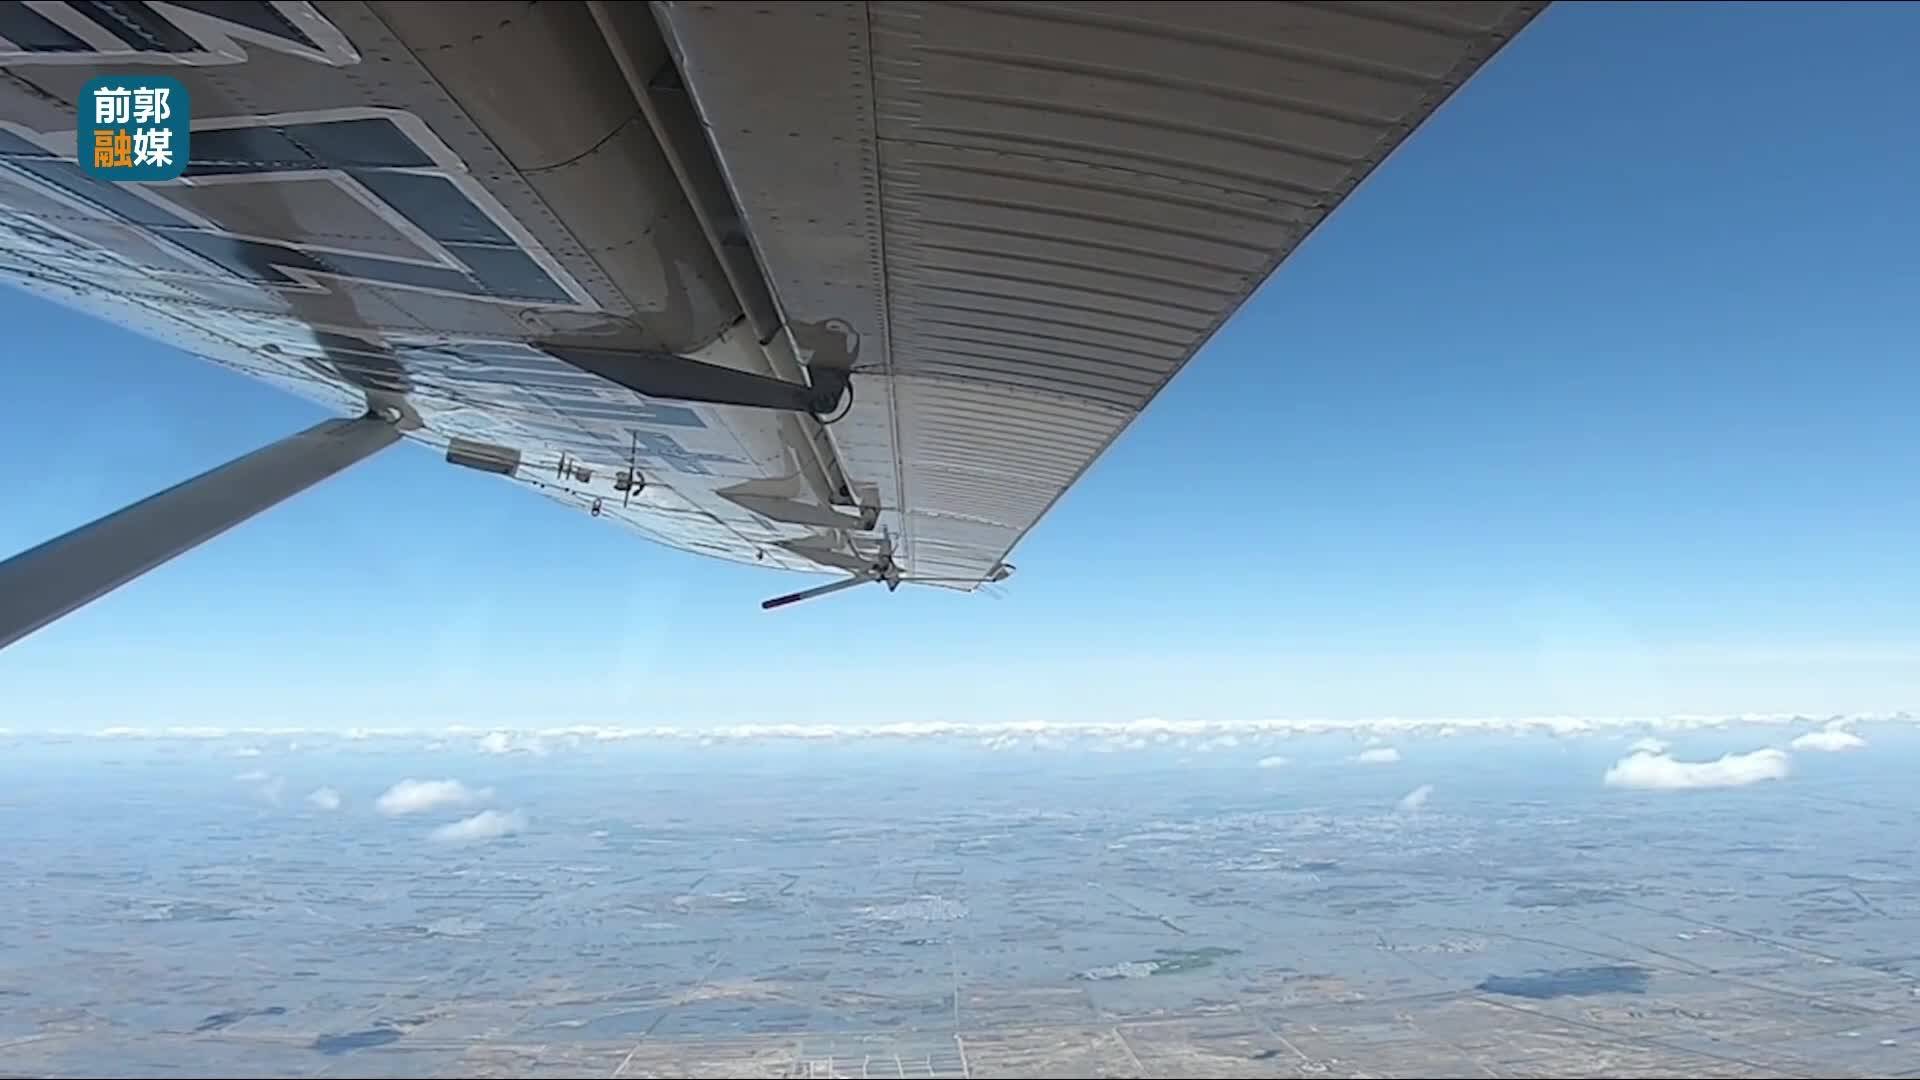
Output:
[
  {"xmin": 375, "ymin": 778, "xmax": 490, "ymax": 816},
  {"xmin": 1790, "ymin": 729, "xmax": 1867, "ymax": 753},
  {"xmin": 1354, "ymin": 747, "xmax": 1401, "ymax": 765},
  {"xmin": 1603, "ymin": 748, "xmax": 1790, "ymax": 791},
  {"xmin": 232, "ymin": 747, "xmax": 262, "ymax": 758},
  {"xmin": 476, "ymin": 730, "xmax": 547, "ymax": 756},
  {"xmin": 1397, "ymin": 784, "xmax": 1433, "ymax": 812},
  {"xmin": 307, "ymin": 786, "xmax": 342, "ymax": 811},
  {"xmin": 1257, "ymin": 755, "xmax": 1289, "ymax": 769},
  {"xmin": 431, "ymin": 809, "xmax": 526, "ymax": 844},
  {"xmin": 1628, "ymin": 736, "xmax": 1668, "ymax": 755},
  {"xmin": 234, "ymin": 768, "xmax": 284, "ymax": 802}
]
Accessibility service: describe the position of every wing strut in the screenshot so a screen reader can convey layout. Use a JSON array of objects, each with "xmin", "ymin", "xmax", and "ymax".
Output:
[
  {"xmin": 760, "ymin": 573, "xmax": 882, "ymax": 611},
  {"xmin": 0, "ymin": 412, "xmax": 402, "ymax": 651}
]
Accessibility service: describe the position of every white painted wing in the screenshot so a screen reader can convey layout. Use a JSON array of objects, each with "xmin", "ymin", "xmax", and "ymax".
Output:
[
  {"xmin": 0, "ymin": 1, "xmax": 1540, "ymax": 592},
  {"xmin": 660, "ymin": 1, "xmax": 1545, "ymax": 585}
]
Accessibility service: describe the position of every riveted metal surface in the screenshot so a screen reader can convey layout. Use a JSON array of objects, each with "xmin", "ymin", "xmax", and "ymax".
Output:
[
  {"xmin": 0, "ymin": 0, "xmax": 1541, "ymax": 589},
  {"xmin": 661, "ymin": 0, "xmax": 1545, "ymax": 584}
]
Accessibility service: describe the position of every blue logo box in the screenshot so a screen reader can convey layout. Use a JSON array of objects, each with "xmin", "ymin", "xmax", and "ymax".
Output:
[{"xmin": 76, "ymin": 75, "xmax": 189, "ymax": 182}]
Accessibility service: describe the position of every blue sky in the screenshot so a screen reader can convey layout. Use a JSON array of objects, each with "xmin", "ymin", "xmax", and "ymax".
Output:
[{"xmin": 4, "ymin": 2, "xmax": 1920, "ymax": 730}]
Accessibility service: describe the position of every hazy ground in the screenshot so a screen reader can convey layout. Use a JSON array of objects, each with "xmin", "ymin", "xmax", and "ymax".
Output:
[{"xmin": 2, "ymin": 723, "xmax": 1917, "ymax": 1077}]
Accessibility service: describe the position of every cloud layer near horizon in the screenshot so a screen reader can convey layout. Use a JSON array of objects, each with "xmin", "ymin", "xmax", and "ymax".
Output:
[{"xmin": 35, "ymin": 711, "xmax": 1911, "ymax": 746}]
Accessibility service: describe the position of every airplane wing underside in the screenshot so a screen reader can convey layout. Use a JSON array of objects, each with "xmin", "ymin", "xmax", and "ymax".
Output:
[{"xmin": 0, "ymin": 1, "xmax": 1543, "ymax": 591}]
